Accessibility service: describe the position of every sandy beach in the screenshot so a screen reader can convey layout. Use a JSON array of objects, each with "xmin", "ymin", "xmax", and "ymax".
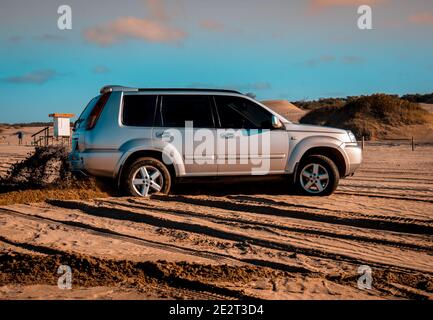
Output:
[{"xmin": 1, "ymin": 142, "xmax": 432, "ymax": 299}]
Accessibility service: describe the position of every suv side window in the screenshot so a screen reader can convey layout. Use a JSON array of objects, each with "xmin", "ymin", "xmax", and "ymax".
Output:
[
  {"xmin": 215, "ymin": 96, "xmax": 273, "ymax": 129},
  {"xmin": 122, "ymin": 95, "xmax": 157, "ymax": 127},
  {"xmin": 160, "ymin": 95, "xmax": 214, "ymax": 128}
]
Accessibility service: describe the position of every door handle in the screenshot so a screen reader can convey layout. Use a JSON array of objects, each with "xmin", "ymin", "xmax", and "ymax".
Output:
[
  {"xmin": 221, "ymin": 132, "xmax": 235, "ymax": 139},
  {"xmin": 156, "ymin": 131, "xmax": 173, "ymax": 139}
]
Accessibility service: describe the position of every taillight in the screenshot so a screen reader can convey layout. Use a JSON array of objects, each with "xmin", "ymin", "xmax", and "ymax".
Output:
[
  {"xmin": 71, "ymin": 138, "xmax": 79, "ymax": 152},
  {"xmin": 86, "ymin": 92, "xmax": 111, "ymax": 130}
]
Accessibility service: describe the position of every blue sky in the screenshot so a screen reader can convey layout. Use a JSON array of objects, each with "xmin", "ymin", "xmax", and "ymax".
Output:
[{"xmin": 1, "ymin": 0, "xmax": 433, "ymax": 123}]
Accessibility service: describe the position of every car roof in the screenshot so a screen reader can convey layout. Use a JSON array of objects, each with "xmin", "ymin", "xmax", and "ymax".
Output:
[
  {"xmin": 98, "ymin": 85, "xmax": 291, "ymax": 123},
  {"xmin": 100, "ymin": 85, "xmax": 242, "ymax": 95}
]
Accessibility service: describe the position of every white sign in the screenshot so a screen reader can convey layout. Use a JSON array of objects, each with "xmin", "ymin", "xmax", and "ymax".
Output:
[{"xmin": 54, "ymin": 117, "xmax": 71, "ymax": 137}]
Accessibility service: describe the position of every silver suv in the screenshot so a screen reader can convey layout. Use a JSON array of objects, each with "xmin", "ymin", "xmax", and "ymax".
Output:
[{"xmin": 70, "ymin": 85, "xmax": 362, "ymax": 196}]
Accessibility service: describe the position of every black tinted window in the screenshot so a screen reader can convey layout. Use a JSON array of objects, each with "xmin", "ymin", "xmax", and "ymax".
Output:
[
  {"xmin": 160, "ymin": 95, "xmax": 214, "ymax": 128},
  {"xmin": 122, "ymin": 95, "xmax": 157, "ymax": 127},
  {"xmin": 215, "ymin": 96, "xmax": 273, "ymax": 129}
]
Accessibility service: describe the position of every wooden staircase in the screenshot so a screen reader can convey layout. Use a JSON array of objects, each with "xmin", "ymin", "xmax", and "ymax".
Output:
[{"xmin": 31, "ymin": 126, "xmax": 71, "ymax": 146}]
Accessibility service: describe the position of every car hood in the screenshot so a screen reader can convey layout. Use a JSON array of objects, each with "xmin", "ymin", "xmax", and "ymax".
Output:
[{"xmin": 285, "ymin": 123, "xmax": 348, "ymax": 135}]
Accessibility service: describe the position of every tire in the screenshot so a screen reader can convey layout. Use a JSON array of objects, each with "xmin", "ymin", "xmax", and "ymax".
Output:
[
  {"xmin": 122, "ymin": 157, "xmax": 172, "ymax": 197},
  {"xmin": 295, "ymin": 155, "xmax": 339, "ymax": 196}
]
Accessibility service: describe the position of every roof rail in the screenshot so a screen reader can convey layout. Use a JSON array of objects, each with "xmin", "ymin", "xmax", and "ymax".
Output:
[
  {"xmin": 137, "ymin": 88, "xmax": 242, "ymax": 94},
  {"xmin": 100, "ymin": 85, "xmax": 243, "ymax": 95},
  {"xmin": 100, "ymin": 85, "xmax": 138, "ymax": 94}
]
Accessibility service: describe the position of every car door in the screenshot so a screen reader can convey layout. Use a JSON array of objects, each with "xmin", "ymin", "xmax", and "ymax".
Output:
[
  {"xmin": 214, "ymin": 95, "xmax": 289, "ymax": 176},
  {"xmin": 155, "ymin": 94, "xmax": 217, "ymax": 176}
]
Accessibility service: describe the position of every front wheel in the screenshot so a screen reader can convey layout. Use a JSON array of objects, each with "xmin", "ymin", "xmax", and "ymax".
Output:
[
  {"xmin": 295, "ymin": 155, "xmax": 339, "ymax": 196},
  {"xmin": 122, "ymin": 157, "xmax": 172, "ymax": 197}
]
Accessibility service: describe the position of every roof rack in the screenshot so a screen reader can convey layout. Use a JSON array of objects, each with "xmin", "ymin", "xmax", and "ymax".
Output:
[
  {"xmin": 100, "ymin": 85, "xmax": 242, "ymax": 95},
  {"xmin": 100, "ymin": 85, "xmax": 138, "ymax": 94},
  {"xmin": 137, "ymin": 88, "xmax": 242, "ymax": 94}
]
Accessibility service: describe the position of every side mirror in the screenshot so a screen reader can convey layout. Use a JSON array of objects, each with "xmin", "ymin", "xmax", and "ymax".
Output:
[{"xmin": 271, "ymin": 115, "xmax": 283, "ymax": 129}]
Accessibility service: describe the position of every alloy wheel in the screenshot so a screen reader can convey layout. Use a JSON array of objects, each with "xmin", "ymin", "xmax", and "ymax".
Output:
[
  {"xmin": 300, "ymin": 163, "xmax": 330, "ymax": 194},
  {"xmin": 131, "ymin": 165, "xmax": 163, "ymax": 196}
]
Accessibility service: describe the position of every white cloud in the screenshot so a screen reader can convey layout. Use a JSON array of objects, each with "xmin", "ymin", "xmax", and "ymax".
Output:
[{"xmin": 3, "ymin": 70, "xmax": 57, "ymax": 84}]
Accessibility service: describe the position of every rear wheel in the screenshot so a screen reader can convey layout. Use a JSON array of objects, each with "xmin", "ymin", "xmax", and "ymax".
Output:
[
  {"xmin": 296, "ymin": 155, "xmax": 339, "ymax": 196},
  {"xmin": 123, "ymin": 157, "xmax": 172, "ymax": 197}
]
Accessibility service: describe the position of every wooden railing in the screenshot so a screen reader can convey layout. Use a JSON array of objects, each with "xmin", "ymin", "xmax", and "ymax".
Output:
[
  {"xmin": 31, "ymin": 126, "xmax": 51, "ymax": 146},
  {"xmin": 30, "ymin": 127, "xmax": 71, "ymax": 147},
  {"xmin": 359, "ymin": 136, "xmax": 416, "ymax": 151}
]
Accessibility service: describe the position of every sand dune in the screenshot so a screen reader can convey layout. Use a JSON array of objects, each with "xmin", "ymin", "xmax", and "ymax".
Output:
[
  {"xmin": 261, "ymin": 100, "xmax": 306, "ymax": 123},
  {"xmin": 420, "ymin": 103, "xmax": 433, "ymax": 114}
]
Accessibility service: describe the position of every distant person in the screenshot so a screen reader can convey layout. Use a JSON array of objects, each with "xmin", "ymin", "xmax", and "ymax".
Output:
[{"xmin": 17, "ymin": 131, "xmax": 23, "ymax": 145}]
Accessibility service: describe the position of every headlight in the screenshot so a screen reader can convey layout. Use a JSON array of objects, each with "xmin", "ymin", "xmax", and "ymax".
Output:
[{"xmin": 347, "ymin": 131, "xmax": 357, "ymax": 143}]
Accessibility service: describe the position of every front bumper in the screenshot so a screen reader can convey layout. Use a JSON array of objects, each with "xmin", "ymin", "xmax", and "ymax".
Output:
[{"xmin": 343, "ymin": 144, "xmax": 362, "ymax": 176}]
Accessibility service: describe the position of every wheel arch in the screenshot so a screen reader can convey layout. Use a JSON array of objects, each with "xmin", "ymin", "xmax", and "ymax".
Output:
[
  {"xmin": 116, "ymin": 149, "xmax": 179, "ymax": 188},
  {"xmin": 287, "ymin": 136, "xmax": 348, "ymax": 180},
  {"xmin": 299, "ymin": 147, "xmax": 346, "ymax": 178}
]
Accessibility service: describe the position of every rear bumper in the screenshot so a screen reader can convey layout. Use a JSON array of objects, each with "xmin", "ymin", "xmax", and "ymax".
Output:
[
  {"xmin": 69, "ymin": 150, "xmax": 121, "ymax": 178},
  {"xmin": 343, "ymin": 144, "xmax": 362, "ymax": 176},
  {"xmin": 69, "ymin": 152, "xmax": 85, "ymax": 172}
]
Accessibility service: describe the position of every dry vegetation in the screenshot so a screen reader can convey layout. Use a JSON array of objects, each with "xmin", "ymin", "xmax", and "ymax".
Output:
[
  {"xmin": 401, "ymin": 93, "xmax": 433, "ymax": 104},
  {"xmin": 294, "ymin": 97, "xmax": 346, "ymax": 111},
  {"xmin": 0, "ymin": 146, "xmax": 112, "ymax": 205}
]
